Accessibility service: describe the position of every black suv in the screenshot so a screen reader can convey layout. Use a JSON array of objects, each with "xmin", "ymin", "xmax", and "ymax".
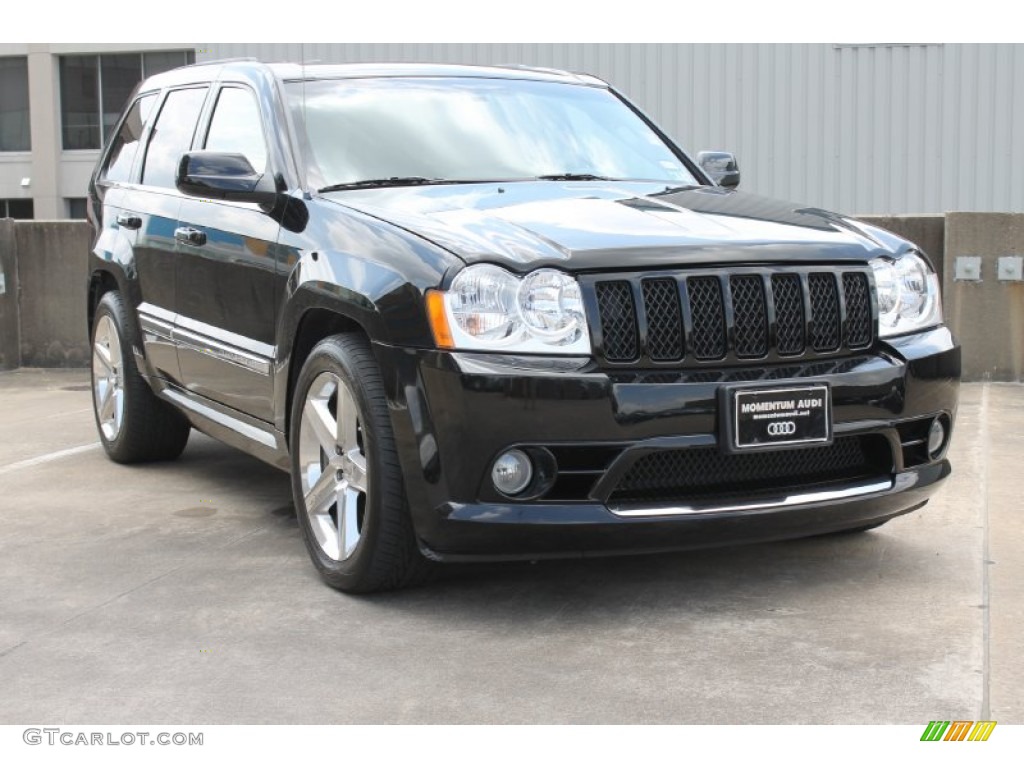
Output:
[{"xmin": 87, "ymin": 60, "xmax": 960, "ymax": 592}]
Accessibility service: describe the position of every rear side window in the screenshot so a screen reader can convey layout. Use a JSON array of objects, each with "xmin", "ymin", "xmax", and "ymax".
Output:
[
  {"xmin": 204, "ymin": 87, "xmax": 268, "ymax": 172},
  {"xmin": 100, "ymin": 93, "xmax": 157, "ymax": 184},
  {"xmin": 141, "ymin": 87, "xmax": 208, "ymax": 189}
]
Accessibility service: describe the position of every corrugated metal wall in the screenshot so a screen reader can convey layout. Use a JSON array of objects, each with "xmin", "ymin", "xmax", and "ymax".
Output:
[{"xmin": 198, "ymin": 43, "xmax": 1024, "ymax": 215}]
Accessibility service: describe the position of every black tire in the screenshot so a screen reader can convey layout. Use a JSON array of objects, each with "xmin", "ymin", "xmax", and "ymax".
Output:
[
  {"xmin": 289, "ymin": 333, "xmax": 433, "ymax": 593},
  {"xmin": 90, "ymin": 291, "xmax": 191, "ymax": 463}
]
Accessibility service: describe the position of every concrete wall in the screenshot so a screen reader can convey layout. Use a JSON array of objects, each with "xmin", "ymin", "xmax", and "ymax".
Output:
[
  {"xmin": 859, "ymin": 214, "xmax": 946, "ymax": 278},
  {"xmin": 0, "ymin": 215, "xmax": 1022, "ymax": 380},
  {"xmin": 0, "ymin": 219, "xmax": 20, "ymax": 369},
  {"xmin": 944, "ymin": 213, "xmax": 1024, "ymax": 381},
  {"xmin": 0, "ymin": 220, "xmax": 90, "ymax": 369}
]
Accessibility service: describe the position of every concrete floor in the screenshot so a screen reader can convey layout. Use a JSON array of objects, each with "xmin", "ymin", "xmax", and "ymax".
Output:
[{"xmin": 0, "ymin": 369, "xmax": 1019, "ymax": 724}]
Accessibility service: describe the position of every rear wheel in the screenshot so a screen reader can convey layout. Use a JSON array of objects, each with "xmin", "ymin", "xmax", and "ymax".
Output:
[
  {"xmin": 290, "ymin": 333, "xmax": 432, "ymax": 593},
  {"xmin": 91, "ymin": 291, "xmax": 191, "ymax": 463}
]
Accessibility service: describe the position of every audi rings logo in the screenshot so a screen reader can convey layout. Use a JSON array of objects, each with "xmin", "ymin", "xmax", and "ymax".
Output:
[{"xmin": 767, "ymin": 421, "xmax": 798, "ymax": 436}]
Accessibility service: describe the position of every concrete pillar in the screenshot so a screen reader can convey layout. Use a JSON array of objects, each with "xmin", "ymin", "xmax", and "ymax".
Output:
[
  {"xmin": 0, "ymin": 219, "xmax": 20, "ymax": 369},
  {"xmin": 944, "ymin": 213, "xmax": 1024, "ymax": 381},
  {"xmin": 14, "ymin": 221, "xmax": 91, "ymax": 367},
  {"xmin": 26, "ymin": 45, "xmax": 60, "ymax": 220}
]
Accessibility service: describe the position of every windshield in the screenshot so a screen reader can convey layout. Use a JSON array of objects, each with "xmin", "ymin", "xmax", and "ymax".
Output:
[{"xmin": 285, "ymin": 77, "xmax": 699, "ymax": 189}]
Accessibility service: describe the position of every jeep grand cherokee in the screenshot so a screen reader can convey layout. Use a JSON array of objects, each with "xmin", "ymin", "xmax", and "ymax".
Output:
[{"xmin": 86, "ymin": 61, "xmax": 960, "ymax": 592}]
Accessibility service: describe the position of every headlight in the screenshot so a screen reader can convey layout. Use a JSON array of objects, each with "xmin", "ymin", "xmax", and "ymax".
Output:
[
  {"xmin": 427, "ymin": 264, "xmax": 591, "ymax": 354},
  {"xmin": 870, "ymin": 252, "xmax": 943, "ymax": 338}
]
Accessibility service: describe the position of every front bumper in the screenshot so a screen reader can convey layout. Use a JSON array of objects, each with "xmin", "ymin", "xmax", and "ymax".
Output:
[{"xmin": 376, "ymin": 326, "xmax": 960, "ymax": 561}]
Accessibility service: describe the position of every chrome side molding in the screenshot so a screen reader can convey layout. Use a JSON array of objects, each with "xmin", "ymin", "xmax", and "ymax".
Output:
[
  {"xmin": 174, "ymin": 327, "xmax": 271, "ymax": 376},
  {"xmin": 138, "ymin": 303, "xmax": 174, "ymax": 344},
  {"xmin": 137, "ymin": 302, "xmax": 274, "ymax": 376}
]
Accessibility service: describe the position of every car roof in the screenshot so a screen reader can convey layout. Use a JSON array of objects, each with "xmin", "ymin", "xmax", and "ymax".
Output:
[{"xmin": 136, "ymin": 59, "xmax": 609, "ymax": 92}]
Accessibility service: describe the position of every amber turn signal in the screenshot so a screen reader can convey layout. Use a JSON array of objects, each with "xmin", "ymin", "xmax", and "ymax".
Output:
[{"xmin": 425, "ymin": 290, "xmax": 454, "ymax": 349}]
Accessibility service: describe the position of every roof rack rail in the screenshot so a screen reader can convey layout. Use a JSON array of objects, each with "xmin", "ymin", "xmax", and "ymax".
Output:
[
  {"xmin": 186, "ymin": 56, "xmax": 260, "ymax": 66},
  {"xmin": 494, "ymin": 63, "xmax": 576, "ymax": 77},
  {"xmin": 493, "ymin": 64, "xmax": 607, "ymax": 86}
]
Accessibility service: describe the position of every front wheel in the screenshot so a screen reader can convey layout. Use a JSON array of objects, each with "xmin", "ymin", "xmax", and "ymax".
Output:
[{"xmin": 289, "ymin": 334, "xmax": 432, "ymax": 593}]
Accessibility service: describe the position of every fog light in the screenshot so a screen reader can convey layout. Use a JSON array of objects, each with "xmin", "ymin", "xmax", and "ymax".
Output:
[
  {"xmin": 928, "ymin": 418, "xmax": 946, "ymax": 458},
  {"xmin": 492, "ymin": 449, "xmax": 533, "ymax": 496}
]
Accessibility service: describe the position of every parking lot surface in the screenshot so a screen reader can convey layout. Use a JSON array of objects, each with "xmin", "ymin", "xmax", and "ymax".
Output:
[{"xmin": 0, "ymin": 369, "xmax": 1020, "ymax": 724}]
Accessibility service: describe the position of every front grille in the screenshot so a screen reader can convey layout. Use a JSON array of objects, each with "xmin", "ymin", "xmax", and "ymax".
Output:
[
  {"xmin": 595, "ymin": 281, "xmax": 638, "ymax": 362},
  {"xmin": 591, "ymin": 268, "xmax": 874, "ymax": 366},
  {"xmin": 609, "ymin": 435, "xmax": 892, "ymax": 505},
  {"xmin": 641, "ymin": 278, "xmax": 684, "ymax": 361},
  {"xmin": 687, "ymin": 276, "xmax": 727, "ymax": 360},
  {"xmin": 771, "ymin": 274, "xmax": 805, "ymax": 355},
  {"xmin": 842, "ymin": 273, "xmax": 872, "ymax": 349},
  {"xmin": 808, "ymin": 273, "xmax": 841, "ymax": 352},
  {"xmin": 729, "ymin": 275, "xmax": 768, "ymax": 358}
]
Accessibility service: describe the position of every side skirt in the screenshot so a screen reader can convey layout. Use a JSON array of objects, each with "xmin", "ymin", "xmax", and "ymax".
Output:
[{"xmin": 149, "ymin": 377, "xmax": 291, "ymax": 471}]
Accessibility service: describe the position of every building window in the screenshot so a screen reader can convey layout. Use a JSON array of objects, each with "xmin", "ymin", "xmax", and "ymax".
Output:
[
  {"xmin": 0, "ymin": 57, "xmax": 31, "ymax": 152},
  {"xmin": 60, "ymin": 55, "xmax": 100, "ymax": 150},
  {"xmin": 60, "ymin": 50, "xmax": 195, "ymax": 150},
  {"xmin": 66, "ymin": 198, "xmax": 88, "ymax": 219},
  {"xmin": 1, "ymin": 199, "xmax": 34, "ymax": 219}
]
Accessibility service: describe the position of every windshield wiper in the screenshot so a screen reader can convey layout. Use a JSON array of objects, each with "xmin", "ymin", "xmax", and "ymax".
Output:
[
  {"xmin": 318, "ymin": 177, "xmax": 445, "ymax": 193},
  {"xmin": 532, "ymin": 173, "xmax": 620, "ymax": 182}
]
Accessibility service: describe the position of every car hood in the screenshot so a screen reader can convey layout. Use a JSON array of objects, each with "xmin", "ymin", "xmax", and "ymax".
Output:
[{"xmin": 321, "ymin": 182, "xmax": 911, "ymax": 272}]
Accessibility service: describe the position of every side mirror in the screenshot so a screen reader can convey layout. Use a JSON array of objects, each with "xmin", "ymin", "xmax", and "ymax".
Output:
[
  {"xmin": 175, "ymin": 151, "xmax": 278, "ymax": 206},
  {"xmin": 697, "ymin": 151, "xmax": 741, "ymax": 189}
]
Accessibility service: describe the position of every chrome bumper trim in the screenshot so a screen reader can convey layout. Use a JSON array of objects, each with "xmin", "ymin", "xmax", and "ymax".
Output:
[{"xmin": 609, "ymin": 476, "xmax": 894, "ymax": 517}]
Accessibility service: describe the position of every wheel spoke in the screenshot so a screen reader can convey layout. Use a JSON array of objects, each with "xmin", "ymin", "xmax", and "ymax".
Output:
[
  {"xmin": 112, "ymin": 387, "xmax": 124, "ymax": 430},
  {"xmin": 337, "ymin": 483, "xmax": 361, "ymax": 559},
  {"xmin": 344, "ymin": 449, "xmax": 368, "ymax": 493},
  {"xmin": 310, "ymin": 507, "xmax": 338, "ymax": 560},
  {"xmin": 99, "ymin": 382, "xmax": 116, "ymax": 422},
  {"xmin": 108, "ymin": 332, "xmax": 122, "ymax": 369},
  {"xmin": 95, "ymin": 377, "xmax": 108, "ymax": 407},
  {"xmin": 303, "ymin": 396, "xmax": 337, "ymax": 454},
  {"xmin": 304, "ymin": 463, "xmax": 339, "ymax": 516},
  {"xmin": 93, "ymin": 341, "xmax": 113, "ymax": 376},
  {"xmin": 336, "ymin": 383, "xmax": 360, "ymax": 453}
]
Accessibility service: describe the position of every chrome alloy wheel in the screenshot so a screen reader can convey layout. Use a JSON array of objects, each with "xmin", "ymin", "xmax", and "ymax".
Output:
[
  {"xmin": 92, "ymin": 315, "xmax": 125, "ymax": 441},
  {"xmin": 297, "ymin": 372, "xmax": 369, "ymax": 562}
]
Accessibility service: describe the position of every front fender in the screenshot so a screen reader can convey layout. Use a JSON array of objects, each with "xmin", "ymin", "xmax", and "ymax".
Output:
[{"xmin": 272, "ymin": 249, "xmax": 443, "ymax": 434}]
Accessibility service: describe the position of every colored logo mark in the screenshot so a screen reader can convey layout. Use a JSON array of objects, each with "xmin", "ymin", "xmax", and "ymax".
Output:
[{"xmin": 920, "ymin": 721, "xmax": 996, "ymax": 741}]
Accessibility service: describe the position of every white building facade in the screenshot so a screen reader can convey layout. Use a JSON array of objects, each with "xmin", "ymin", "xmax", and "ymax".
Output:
[
  {"xmin": 0, "ymin": 43, "xmax": 194, "ymax": 219},
  {"xmin": 1, "ymin": 43, "xmax": 1022, "ymax": 218}
]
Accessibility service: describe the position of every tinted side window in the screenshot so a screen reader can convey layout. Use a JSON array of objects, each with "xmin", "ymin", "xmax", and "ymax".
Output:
[
  {"xmin": 141, "ymin": 87, "xmax": 208, "ymax": 189},
  {"xmin": 204, "ymin": 87, "xmax": 268, "ymax": 172},
  {"xmin": 100, "ymin": 93, "xmax": 157, "ymax": 184}
]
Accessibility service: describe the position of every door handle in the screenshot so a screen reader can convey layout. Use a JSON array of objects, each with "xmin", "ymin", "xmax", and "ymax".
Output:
[
  {"xmin": 116, "ymin": 213, "xmax": 142, "ymax": 230},
  {"xmin": 174, "ymin": 227, "xmax": 207, "ymax": 247}
]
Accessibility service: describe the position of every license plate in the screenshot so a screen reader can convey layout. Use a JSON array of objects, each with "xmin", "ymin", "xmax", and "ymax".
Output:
[{"xmin": 729, "ymin": 385, "xmax": 831, "ymax": 450}]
